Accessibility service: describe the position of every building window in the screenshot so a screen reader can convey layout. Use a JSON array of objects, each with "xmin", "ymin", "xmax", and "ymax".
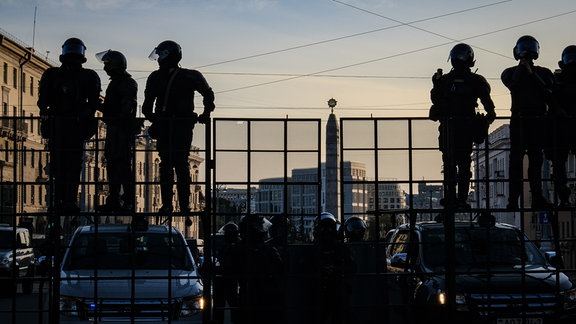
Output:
[
  {"xmin": 21, "ymin": 72, "xmax": 26, "ymax": 93},
  {"xmin": 29, "ymin": 76, "xmax": 34, "ymax": 96},
  {"xmin": 2, "ymin": 63, "xmax": 7, "ymax": 84},
  {"xmin": 12, "ymin": 67, "xmax": 17, "ymax": 88},
  {"xmin": 30, "ymin": 113, "xmax": 34, "ymax": 133}
]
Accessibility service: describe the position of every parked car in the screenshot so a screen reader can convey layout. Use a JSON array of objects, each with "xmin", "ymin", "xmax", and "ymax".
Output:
[
  {"xmin": 59, "ymin": 223, "xmax": 204, "ymax": 322},
  {"xmin": 386, "ymin": 217, "xmax": 576, "ymax": 323},
  {"xmin": 0, "ymin": 224, "xmax": 35, "ymax": 296}
]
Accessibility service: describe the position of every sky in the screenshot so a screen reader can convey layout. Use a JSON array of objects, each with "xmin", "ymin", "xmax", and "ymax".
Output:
[{"xmin": 2, "ymin": 0, "xmax": 576, "ymax": 122}]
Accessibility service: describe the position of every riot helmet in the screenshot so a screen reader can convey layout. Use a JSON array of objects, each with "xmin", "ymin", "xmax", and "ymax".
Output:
[
  {"xmin": 218, "ymin": 222, "xmax": 240, "ymax": 244},
  {"xmin": 95, "ymin": 50, "xmax": 127, "ymax": 76},
  {"xmin": 449, "ymin": 43, "xmax": 475, "ymax": 68},
  {"xmin": 239, "ymin": 213, "xmax": 272, "ymax": 241},
  {"xmin": 313, "ymin": 212, "xmax": 340, "ymax": 242},
  {"xmin": 561, "ymin": 45, "xmax": 576, "ymax": 67},
  {"xmin": 344, "ymin": 216, "xmax": 367, "ymax": 242},
  {"xmin": 148, "ymin": 40, "xmax": 182, "ymax": 68},
  {"xmin": 514, "ymin": 35, "xmax": 539, "ymax": 60},
  {"xmin": 60, "ymin": 37, "xmax": 87, "ymax": 63}
]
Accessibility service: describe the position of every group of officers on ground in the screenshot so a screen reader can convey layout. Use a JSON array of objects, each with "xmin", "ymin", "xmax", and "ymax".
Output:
[
  {"xmin": 210, "ymin": 212, "xmax": 375, "ymax": 324},
  {"xmin": 430, "ymin": 35, "xmax": 576, "ymax": 211}
]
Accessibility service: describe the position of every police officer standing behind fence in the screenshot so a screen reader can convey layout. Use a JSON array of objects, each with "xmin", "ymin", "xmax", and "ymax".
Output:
[
  {"xmin": 430, "ymin": 43, "xmax": 496, "ymax": 210},
  {"xmin": 501, "ymin": 35, "xmax": 554, "ymax": 210},
  {"xmin": 94, "ymin": 50, "xmax": 139, "ymax": 213},
  {"xmin": 545, "ymin": 45, "xmax": 576, "ymax": 207},
  {"xmin": 312, "ymin": 212, "xmax": 356, "ymax": 324},
  {"xmin": 38, "ymin": 37, "xmax": 101, "ymax": 214},
  {"xmin": 142, "ymin": 40, "xmax": 215, "ymax": 214}
]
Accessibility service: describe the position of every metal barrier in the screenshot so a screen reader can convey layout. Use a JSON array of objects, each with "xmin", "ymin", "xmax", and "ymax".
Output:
[{"xmin": 0, "ymin": 116, "xmax": 574, "ymax": 323}]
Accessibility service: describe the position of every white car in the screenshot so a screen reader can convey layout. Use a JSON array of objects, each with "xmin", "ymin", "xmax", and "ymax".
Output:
[{"xmin": 59, "ymin": 223, "xmax": 204, "ymax": 323}]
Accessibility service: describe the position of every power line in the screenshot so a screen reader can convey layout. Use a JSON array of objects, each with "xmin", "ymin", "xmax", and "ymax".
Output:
[
  {"xmin": 332, "ymin": 0, "xmax": 512, "ymax": 59},
  {"xmin": 194, "ymin": 0, "xmax": 513, "ymax": 69},
  {"xmin": 215, "ymin": 8, "xmax": 576, "ymax": 94}
]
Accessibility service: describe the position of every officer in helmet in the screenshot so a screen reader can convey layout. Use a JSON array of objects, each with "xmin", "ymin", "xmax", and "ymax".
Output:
[
  {"xmin": 142, "ymin": 40, "xmax": 215, "ymax": 214},
  {"xmin": 94, "ymin": 50, "xmax": 139, "ymax": 213},
  {"xmin": 546, "ymin": 45, "xmax": 576, "ymax": 207},
  {"xmin": 430, "ymin": 43, "xmax": 496, "ymax": 210},
  {"xmin": 312, "ymin": 212, "xmax": 356, "ymax": 324},
  {"xmin": 213, "ymin": 222, "xmax": 242, "ymax": 324},
  {"xmin": 343, "ymin": 216, "xmax": 367, "ymax": 242},
  {"xmin": 502, "ymin": 35, "xmax": 554, "ymax": 210},
  {"xmin": 235, "ymin": 214, "xmax": 283, "ymax": 323},
  {"xmin": 38, "ymin": 37, "xmax": 101, "ymax": 214}
]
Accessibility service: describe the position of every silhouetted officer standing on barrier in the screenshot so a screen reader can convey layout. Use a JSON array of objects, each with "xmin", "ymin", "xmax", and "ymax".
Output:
[
  {"xmin": 501, "ymin": 35, "xmax": 554, "ymax": 210},
  {"xmin": 95, "ymin": 49, "xmax": 139, "ymax": 213},
  {"xmin": 546, "ymin": 45, "xmax": 576, "ymax": 207},
  {"xmin": 430, "ymin": 43, "xmax": 496, "ymax": 209},
  {"xmin": 38, "ymin": 37, "xmax": 101, "ymax": 214},
  {"xmin": 142, "ymin": 40, "xmax": 215, "ymax": 214}
]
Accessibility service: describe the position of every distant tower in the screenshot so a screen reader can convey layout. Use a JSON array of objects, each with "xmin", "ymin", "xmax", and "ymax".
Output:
[{"xmin": 325, "ymin": 98, "xmax": 340, "ymax": 220}]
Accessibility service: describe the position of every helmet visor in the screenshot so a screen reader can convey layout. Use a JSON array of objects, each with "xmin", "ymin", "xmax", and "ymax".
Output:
[
  {"xmin": 517, "ymin": 40, "xmax": 539, "ymax": 56},
  {"xmin": 563, "ymin": 52, "xmax": 576, "ymax": 65},
  {"xmin": 62, "ymin": 43, "xmax": 86, "ymax": 57},
  {"xmin": 148, "ymin": 47, "xmax": 171, "ymax": 62},
  {"xmin": 95, "ymin": 50, "xmax": 111, "ymax": 63}
]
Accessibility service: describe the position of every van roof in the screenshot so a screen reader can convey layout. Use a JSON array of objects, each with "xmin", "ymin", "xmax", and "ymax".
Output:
[{"xmin": 75, "ymin": 224, "xmax": 178, "ymax": 235}]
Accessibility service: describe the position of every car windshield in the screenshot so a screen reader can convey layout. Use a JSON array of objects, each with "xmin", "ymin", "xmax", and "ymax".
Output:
[
  {"xmin": 421, "ymin": 226, "xmax": 547, "ymax": 271},
  {"xmin": 62, "ymin": 232, "xmax": 194, "ymax": 270},
  {"xmin": 0, "ymin": 231, "xmax": 14, "ymax": 248}
]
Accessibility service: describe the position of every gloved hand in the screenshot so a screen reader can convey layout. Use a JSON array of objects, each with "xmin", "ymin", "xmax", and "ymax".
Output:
[
  {"xmin": 432, "ymin": 68, "xmax": 443, "ymax": 86},
  {"xmin": 197, "ymin": 111, "xmax": 211, "ymax": 124}
]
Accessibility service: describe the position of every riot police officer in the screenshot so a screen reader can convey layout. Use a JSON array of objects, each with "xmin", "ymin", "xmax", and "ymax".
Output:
[
  {"xmin": 236, "ymin": 214, "xmax": 284, "ymax": 324},
  {"xmin": 501, "ymin": 35, "xmax": 554, "ymax": 210},
  {"xmin": 312, "ymin": 212, "xmax": 356, "ymax": 324},
  {"xmin": 213, "ymin": 222, "xmax": 242, "ymax": 324},
  {"xmin": 430, "ymin": 43, "xmax": 496, "ymax": 210},
  {"xmin": 142, "ymin": 40, "xmax": 215, "ymax": 214},
  {"xmin": 95, "ymin": 50, "xmax": 139, "ymax": 213},
  {"xmin": 343, "ymin": 216, "xmax": 367, "ymax": 243},
  {"xmin": 546, "ymin": 45, "xmax": 576, "ymax": 207},
  {"xmin": 38, "ymin": 37, "xmax": 101, "ymax": 214}
]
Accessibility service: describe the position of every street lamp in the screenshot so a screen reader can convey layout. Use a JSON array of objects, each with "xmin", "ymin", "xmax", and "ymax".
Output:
[{"xmin": 327, "ymin": 98, "xmax": 337, "ymax": 113}]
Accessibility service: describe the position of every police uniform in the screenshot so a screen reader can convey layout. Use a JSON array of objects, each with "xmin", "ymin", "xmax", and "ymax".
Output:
[
  {"xmin": 142, "ymin": 67, "xmax": 214, "ymax": 212},
  {"xmin": 430, "ymin": 68, "xmax": 495, "ymax": 207},
  {"xmin": 547, "ymin": 66, "xmax": 576, "ymax": 205},
  {"xmin": 38, "ymin": 52, "xmax": 101, "ymax": 213},
  {"xmin": 501, "ymin": 62, "xmax": 554, "ymax": 208},
  {"xmin": 99, "ymin": 70, "xmax": 138, "ymax": 209}
]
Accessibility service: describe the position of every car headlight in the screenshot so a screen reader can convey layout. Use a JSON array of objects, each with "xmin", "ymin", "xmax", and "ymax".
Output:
[
  {"xmin": 180, "ymin": 295, "xmax": 204, "ymax": 317},
  {"xmin": 59, "ymin": 295, "xmax": 81, "ymax": 317},
  {"xmin": 563, "ymin": 288, "xmax": 576, "ymax": 310},
  {"xmin": 435, "ymin": 290, "xmax": 468, "ymax": 310}
]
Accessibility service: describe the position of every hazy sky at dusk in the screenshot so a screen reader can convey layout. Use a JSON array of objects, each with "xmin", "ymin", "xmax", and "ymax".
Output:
[{"xmin": 2, "ymin": 0, "xmax": 576, "ymax": 123}]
